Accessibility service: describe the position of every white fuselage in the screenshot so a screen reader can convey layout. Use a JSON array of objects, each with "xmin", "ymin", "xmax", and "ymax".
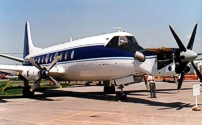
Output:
[
  {"xmin": 1, "ymin": 31, "xmax": 177, "ymax": 81},
  {"xmin": 22, "ymin": 32, "xmax": 140, "ymax": 81}
]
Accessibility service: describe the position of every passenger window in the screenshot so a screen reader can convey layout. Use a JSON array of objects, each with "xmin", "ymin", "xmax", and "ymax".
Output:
[
  {"xmin": 34, "ymin": 57, "xmax": 37, "ymax": 62},
  {"xmin": 46, "ymin": 54, "xmax": 49, "ymax": 63},
  {"xmin": 42, "ymin": 56, "xmax": 44, "ymax": 63},
  {"xmin": 49, "ymin": 54, "xmax": 52, "ymax": 62},
  {"xmin": 60, "ymin": 53, "xmax": 63, "ymax": 61},
  {"xmin": 54, "ymin": 52, "xmax": 58, "ymax": 57},
  {"xmin": 65, "ymin": 51, "xmax": 68, "ymax": 60},
  {"xmin": 71, "ymin": 50, "xmax": 74, "ymax": 59},
  {"xmin": 38, "ymin": 57, "xmax": 41, "ymax": 64}
]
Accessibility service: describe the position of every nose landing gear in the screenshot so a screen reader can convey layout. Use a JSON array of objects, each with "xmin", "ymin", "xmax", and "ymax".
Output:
[{"xmin": 116, "ymin": 85, "xmax": 127, "ymax": 101}]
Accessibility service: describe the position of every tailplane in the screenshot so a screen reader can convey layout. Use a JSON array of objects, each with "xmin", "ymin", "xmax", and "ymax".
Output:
[{"xmin": 23, "ymin": 22, "xmax": 42, "ymax": 59}]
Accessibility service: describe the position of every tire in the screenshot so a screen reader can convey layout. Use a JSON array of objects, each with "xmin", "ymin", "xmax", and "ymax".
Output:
[
  {"xmin": 104, "ymin": 86, "xmax": 109, "ymax": 94},
  {"xmin": 104, "ymin": 85, "xmax": 115, "ymax": 94},
  {"xmin": 23, "ymin": 87, "xmax": 34, "ymax": 98},
  {"xmin": 116, "ymin": 93, "xmax": 127, "ymax": 101}
]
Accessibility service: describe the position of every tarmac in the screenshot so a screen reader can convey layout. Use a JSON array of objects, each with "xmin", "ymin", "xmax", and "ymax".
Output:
[{"xmin": 0, "ymin": 81, "xmax": 202, "ymax": 125}]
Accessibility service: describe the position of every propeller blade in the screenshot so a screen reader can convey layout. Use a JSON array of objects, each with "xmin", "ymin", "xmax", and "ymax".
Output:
[
  {"xmin": 191, "ymin": 61, "xmax": 202, "ymax": 82},
  {"xmin": 49, "ymin": 76, "xmax": 62, "ymax": 88},
  {"xmin": 30, "ymin": 78, "xmax": 42, "ymax": 92},
  {"xmin": 187, "ymin": 23, "xmax": 198, "ymax": 50},
  {"xmin": 29, "ymin": 58, "xmax": 42, "ymax": 70},
  {"xmin": 143, "ymin": 75, "xmax": 150, "ymax": 91},
  {"xmin": 47, "ymin": 56, "xmax": 60, "ymax": 71},
  {"xmin": 169, "ymin": 25, "xmax": 186, "ymax": 52},
  {"xmin": 177, "ymin": 66, "xmax": 186, "ymax": 91}
]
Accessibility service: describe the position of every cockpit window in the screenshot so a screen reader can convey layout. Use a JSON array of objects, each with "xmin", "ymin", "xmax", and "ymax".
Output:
[
  {"xmin": 105, "ymin": 36, "xmax": 144, "ymax": 53},
  {"xmin": 118, "ymin": 36, "xmax": 128, "ymax": 46},
  {"xmin": 127, "ymin": 36, "xmax": 137, "ymax": 44}
]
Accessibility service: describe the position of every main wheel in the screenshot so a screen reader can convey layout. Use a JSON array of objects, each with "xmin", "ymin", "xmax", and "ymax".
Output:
[
  {"xmin": 97, "ymin": 81, "xmax": 102, "ymax": 86},
  {"xmin": 85, "ymin": 82, "xmax": 91, "ymax": 86},
  {"xmin": 104, "ymin": 85, "xmax": 115, "ymax": 94},
  {"xmin": 23, "ymin": 87, "xmax": 34, "ymax": 98},
  {"xmin": 116, "ymin": 92, "xmax": 127, "ymax": 101}
]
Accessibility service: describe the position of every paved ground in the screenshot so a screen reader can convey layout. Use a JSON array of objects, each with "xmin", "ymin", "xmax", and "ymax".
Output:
[{"xmin": 0, "ymin": 81, "xmax": 202, "ymax": 125}]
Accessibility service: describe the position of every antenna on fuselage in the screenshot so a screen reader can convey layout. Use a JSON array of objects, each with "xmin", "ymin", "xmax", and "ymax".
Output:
[
  {"xmin": 113, "ymin": 27, "xmax": 125, "ymax": 32},
  {"xmin": 70, "ymin": 37, "xmax": 73, "ymax": 42}
]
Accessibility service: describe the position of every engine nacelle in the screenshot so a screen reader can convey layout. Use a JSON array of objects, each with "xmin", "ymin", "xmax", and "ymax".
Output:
[
  {"xmin": 19, "ymin": 66, "xmax": 65, "ymax": 81},
  {"xmin": 20, "ymin": 67, "xmax": 39, "ymax": 81},
  {"xmin": 134, "ymin": 51, "xmax": 145, "ymax": 62}
]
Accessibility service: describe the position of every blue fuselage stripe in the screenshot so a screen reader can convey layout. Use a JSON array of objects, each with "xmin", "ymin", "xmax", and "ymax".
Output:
[{"xmin": 23, "ymin": 45, "xmax": 155, "ymax": 65}]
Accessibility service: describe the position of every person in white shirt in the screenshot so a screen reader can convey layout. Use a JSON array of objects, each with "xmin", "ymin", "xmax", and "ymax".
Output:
[{"xmin": 147, "ymin": 75, "xmax": 156, "ymax": 98}]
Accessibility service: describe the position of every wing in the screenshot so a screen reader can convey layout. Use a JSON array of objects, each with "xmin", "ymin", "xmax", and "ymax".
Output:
[
  {"xmin": 0, "ymin": 65, "xmax": 25, "ymax": 75},
  {"xmin": 0, "ymin": 54, "xmax": 24, "ymax": 62}
]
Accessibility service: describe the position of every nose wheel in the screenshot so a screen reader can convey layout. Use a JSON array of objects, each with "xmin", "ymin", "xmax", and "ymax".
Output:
[
  {"xmin": 116, "ymin": 92, "xmax": 127, "ymax": 101},
  {"xmin": 116, "ymin": 85, "xmax": 127, "ymax": 101}
]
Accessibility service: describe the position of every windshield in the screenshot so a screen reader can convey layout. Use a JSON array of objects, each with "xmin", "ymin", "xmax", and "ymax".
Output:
[{"xmin": 105, "ymin": 36, "xmax": 144, "ymax": 53}]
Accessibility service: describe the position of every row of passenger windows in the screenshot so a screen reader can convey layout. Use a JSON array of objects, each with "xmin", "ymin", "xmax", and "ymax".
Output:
[{"xmin": 33, "ymin": 50, "xmax": 74, "ymax": 64}]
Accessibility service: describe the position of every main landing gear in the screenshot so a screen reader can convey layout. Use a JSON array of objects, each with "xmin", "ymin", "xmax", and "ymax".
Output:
[
  {"xmin": 22, "ymin": 80, "xmax": 34, "ymax": 98},
  {"xmin": 104, "ymin": 85, "xmax": 115, "ymax": 94},
  {"xmin": 18, "ymin": 74, "xmax": 35, "ymax": 98},
  {"xmin": 103, "ymin": 81, "xmax": 115, "ymax": 94},
  {"xmin": 103, "ymin": 81, "xmax": 127, "ymax": 101}
]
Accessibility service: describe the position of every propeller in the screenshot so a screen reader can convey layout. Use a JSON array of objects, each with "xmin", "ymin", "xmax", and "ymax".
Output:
[
  {"xmin": 28, "ymin": 56, "xmax": 62, "ymax": 91},
  {"xmin": 169, "ymin": 22, "xmax": 202, "ymax": 91}
]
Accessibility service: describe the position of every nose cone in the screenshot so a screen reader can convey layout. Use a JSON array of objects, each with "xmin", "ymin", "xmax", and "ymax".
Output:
[{"xmin": 180, "ymin": 50, "xmax": 197, "ymax": 62}]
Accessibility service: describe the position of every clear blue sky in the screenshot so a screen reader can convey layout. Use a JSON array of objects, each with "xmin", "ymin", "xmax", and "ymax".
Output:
[{"xmin": 0, "ymin": 0, "xmax": 202, "ymax": 64}]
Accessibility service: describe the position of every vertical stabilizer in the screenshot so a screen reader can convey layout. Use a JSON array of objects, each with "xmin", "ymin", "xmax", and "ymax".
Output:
[{"xmin": 23, "ymin": 22, "xmax": 41, "ymax": 59}]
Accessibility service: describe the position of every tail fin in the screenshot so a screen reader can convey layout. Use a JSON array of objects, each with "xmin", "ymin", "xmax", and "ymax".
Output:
[{"xmin": 23, "ymin": 22, "xmax": 42, "ymax": 59}]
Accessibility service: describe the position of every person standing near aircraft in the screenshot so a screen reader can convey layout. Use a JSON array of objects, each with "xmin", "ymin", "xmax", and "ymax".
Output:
[{"xmin": 147, "ymin": 75, "xmax": 156, "ymax": 98}]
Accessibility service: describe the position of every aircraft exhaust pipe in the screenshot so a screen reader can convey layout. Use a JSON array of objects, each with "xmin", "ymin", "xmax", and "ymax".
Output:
[{"xmin": 134, "ymin": 51, "xmax": 145, "ymax": 62}]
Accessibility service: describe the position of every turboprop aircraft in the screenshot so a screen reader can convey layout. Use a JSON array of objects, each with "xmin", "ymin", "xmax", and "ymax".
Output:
[{"xmin": 0, "ymin": 22, "xmax": 201, "ymax": 100}]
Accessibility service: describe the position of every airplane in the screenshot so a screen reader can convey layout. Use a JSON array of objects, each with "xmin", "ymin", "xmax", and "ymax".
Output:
[{"xmin": 0, "ymin": 22, "xmax": 201, "ymax": 100}]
